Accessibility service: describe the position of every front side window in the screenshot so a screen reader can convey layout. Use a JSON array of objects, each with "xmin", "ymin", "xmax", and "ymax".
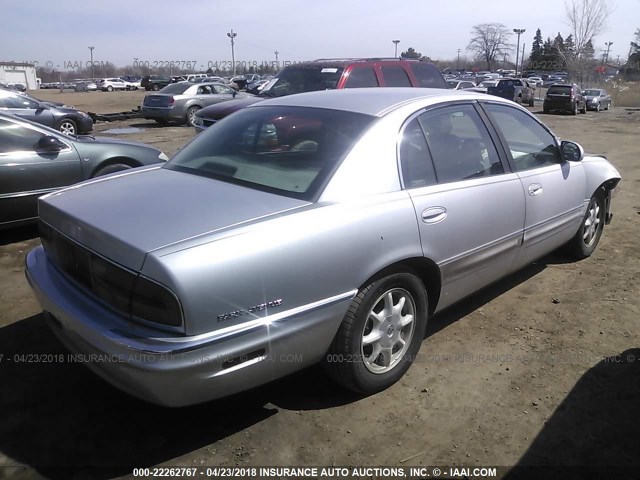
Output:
[
  {"xmin": 0, "ymin": 118, "xmax": 47, "ymax": 154},
  {"xmin": 483, "ymin": 103, "xmax": 561, "ymax": 171},
  {"xmin": 416, "ymin": 104, "xmax": 503, "ymax": 183},
  {"xmin": 381, "ymin": 66, "xmax": 411, "ymax": 87},
  {"xmin": 344, "ymin": 67, "xmax": 378, "ymax": 88},
  {"xmin": 213, "ymin": 84, "xmax": 234, "ymax": 95},
  {"xmin": 165, "ymin": 106, "xmax": 374, "ymax": 200}
]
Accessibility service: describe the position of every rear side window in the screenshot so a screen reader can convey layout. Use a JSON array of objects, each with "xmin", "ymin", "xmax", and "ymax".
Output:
[
  {"xmin": 381, "ymin": 66, "xmax": 411, "ymax": 87},
  {"xmin": 344, "ymin": 67, "xmax": 379, "ymax": 88},
  {"xmin": 410, "ymin": 62, "xmax": 447, "ymax": 88}
]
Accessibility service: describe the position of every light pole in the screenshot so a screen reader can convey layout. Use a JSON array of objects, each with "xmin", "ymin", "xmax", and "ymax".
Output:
[
  {"xmin": 392, "ymin": 40, "xmax": 400, "ymax": 58},
  {"xmin": 227, "ymin": 29, "xmax": 237, "ymax": 76},
  {"xmin": 604, "ymin": 41, "xmax": 613, "ymax": 65},
  {"xmin": 513, "ymin": 28, "xmax": 526, "ymax": 76},
  {"xmin": 88, "ymin": 46, "xmax": 95, "ymax": 79},
  {"xmin": 274, "ymin": 50, "xmax": 279, "ymax": 69},
  {"xmin": 457, "ymin": 49, "xmax": 461, "ymax": 70}
]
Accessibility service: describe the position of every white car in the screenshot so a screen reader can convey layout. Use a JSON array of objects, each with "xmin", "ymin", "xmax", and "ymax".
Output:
[
  {"xmin": 528, "ymin": 76, "xmax": 544, "ymax": 87},
  {"xmin": 98, "ymin": 78, "xmax": 127, "ymax": 92}
]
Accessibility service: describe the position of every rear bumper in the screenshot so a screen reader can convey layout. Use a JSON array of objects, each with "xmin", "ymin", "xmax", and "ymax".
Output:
[
  {"xmin": 141, "ymin": 106, "xmax": 186, "ymax": 122},
  {"xmin": 25, "ymin": 246, "xmax": 353, "ymax": 407}
]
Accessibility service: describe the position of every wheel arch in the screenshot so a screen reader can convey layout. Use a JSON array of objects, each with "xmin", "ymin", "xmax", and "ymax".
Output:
[
  {"xmin": 358, "ymin": 256, "xmax": 442, "ymax": 317},
  {"xmin": 89, "ymin": 156, "xmax": 141, "ymax": 178}
]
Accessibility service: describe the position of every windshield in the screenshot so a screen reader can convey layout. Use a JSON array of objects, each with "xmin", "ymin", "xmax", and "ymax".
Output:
[
  {"xmin": 547, "ymin": 86, "xmax": 571, "ymax": 95},
  {"xmin": 165, "ymin": 105, "xmax": 375, "ymax": 200},
  {"xmin": 583, "ymin": 89, "xmax": 601, "ymax": 96},
  {"xmin": 259, "ymin": 65, "xmax": 344, "ymax": 98}
]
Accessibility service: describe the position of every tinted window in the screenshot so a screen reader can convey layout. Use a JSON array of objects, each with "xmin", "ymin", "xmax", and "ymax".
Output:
[
  {"xmin": 417, "ymin": 105, "xmax": 503, "ymax": 183},
  {"xmin": 547, "ymin": 85, "xmax": 572, "ymax": 95},
  {"xmin": 165, "ymin": 106, "xmax": 374, "ymax": 200},
  {"xmin": 484, "ymin": 103, "xmax": 561, "ymax": 171},
  {"xmin": 0, "ymin": 95, "xmax": 40, "ymax": 109},
  {"xmin": 0, "ymin": 118, "xmax": 46, "ymax": 153},
  {"xmin": 261, "ymin": 66, "xmax": 344, "ymax": 98},
  {"xmin": 159, "ymin": 83, "xmax": 192, "ymax": 94},
  {"xmin": 399, "ymin": 118, "xmax": 437, "ymax": 188},
  {"xmin": 583, "ymin": 89, "xmax": 601, "ymax": 96},
  {"xmin": 410, "ymin": 62, "xmax": 447, "ymax": 88},
  {"xmin": 344, "ymin": 67, "xmax": 379, "ymax": 88},
  {"xmin": 381, "ymin": 66, "xmax": 411, "ymax": 87}
]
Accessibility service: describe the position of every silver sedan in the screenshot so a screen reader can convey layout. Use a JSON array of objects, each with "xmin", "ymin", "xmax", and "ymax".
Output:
[
  {"xmin": 26, "ymin": 88, "xmax": 621, "ymax": 406},
  {"xmin": 141, "ymin": 81, "xmax": 248, "ymax": 126}
]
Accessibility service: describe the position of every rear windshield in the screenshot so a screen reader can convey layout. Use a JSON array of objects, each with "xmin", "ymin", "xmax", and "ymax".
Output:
[
  {"xmin": 158, "ymin": 83, "xmax": 192, "ymax": 94},
  {"xmin": 583, "ymin": 89, "xmax": 601, "ymax": 96},
  {"xmin": 547, "ymin": 86, "xmax": 572, "ymax": 95},
  {"xmin": 165, "ymin": 106, "xmax": 375, "ymax": 200},
  {"xmin": 259, "ymin": 65, "xmax": 344, "ymax": 98}
]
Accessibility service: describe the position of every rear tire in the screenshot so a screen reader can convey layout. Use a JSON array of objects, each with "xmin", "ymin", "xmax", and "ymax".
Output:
[
  {"xmin": 152, "ymin": 84, "xmax": 160, "ymax": 91},
  {"xmin": 580, "ymin": 103, "xmax": 587, "ymax": 114},
  {"xmin": 323, "ymin": 270, "xmax": 428, "ymax": 395},
  {"xmin": 564, "ymin": 191, "xmax": 605, "ymax": 259},
  {"xmin": 107, "ymin": 85, "xmax": 114, "ymax": 92},
  {"xmin": 571, "ymin": 102, "xmax": 578, "ymax": 115},
  {"xmin": 186, "ymin": 106, "xmax": 200, "ymax": 126},
  {"xmin": 528, "ymin": 96, "xmax": 535, "ymax": 107}
]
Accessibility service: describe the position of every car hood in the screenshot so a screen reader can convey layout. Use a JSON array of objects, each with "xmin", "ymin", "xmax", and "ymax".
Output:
[
  {"xmin": 50, "ymin": 106, "xmax": 86, "ymax": 115},
  {"xmin": 72, "ymin": 135, "xmax": 159, "ymax": 150},
  {"xmin": 196, "ymin": 96, "xmax": 265, "ymax": 120},
  {"xmin": 38, "ymin": 166, "xmax": 309, "ymax": 271}
]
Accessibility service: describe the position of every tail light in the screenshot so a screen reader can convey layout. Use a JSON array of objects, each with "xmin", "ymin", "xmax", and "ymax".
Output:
[{"xmin": 168, "ymin": 96, "xmax": 175, "ymax": 106}]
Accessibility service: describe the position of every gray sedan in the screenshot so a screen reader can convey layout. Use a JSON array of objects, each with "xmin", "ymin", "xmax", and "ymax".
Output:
[
  {"xmin": 0, "ymin": 113, "xmax": 169, "ymax": 229},
  {"xmin": 583, "ymin": 88, "xmax": 612, "ymax": 111},
  {"xmin": 26, "ymin": 88, "xmax": 620, "ymax": 406},
  {"xmin": 141, "ymin": 81, "xmax": 248, "ymax": 126},
  {"xmin": 0, "ymin": 89, "xmax": 93, "ymax": 135}
]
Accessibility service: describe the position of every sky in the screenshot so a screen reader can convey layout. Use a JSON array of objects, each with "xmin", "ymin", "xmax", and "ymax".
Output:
[{"xmin": 1, "ymin": 0, "xmax": 638, "ymax": 71}]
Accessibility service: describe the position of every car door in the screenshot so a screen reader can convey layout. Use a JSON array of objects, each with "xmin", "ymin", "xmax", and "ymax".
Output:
[
  {"xmin": 211, "ymin": 84, "xmax": 237, "ymax": 105},
  {"xmin": 481, "ymin": 102, "xmax": 586, "ymax": 266},
  {"xmin": 0, "ymin": 117, "xmax": 82, "ymax": 226},
  {"xmin": 0, "ymin": 94, "xmax": 56, "ymax": 127},
  {"xmin": 399, "ymin": 103, "xmax": 526, "ymax": 311}
]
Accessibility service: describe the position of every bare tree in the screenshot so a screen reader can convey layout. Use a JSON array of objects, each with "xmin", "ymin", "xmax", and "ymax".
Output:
[
  {"xmin": 560, "ymin": 0, "xmax": 610, "ymax": 80},
  {"xmin": 467, "ymin": 23, "xmax": 513, "ymax": 71}
]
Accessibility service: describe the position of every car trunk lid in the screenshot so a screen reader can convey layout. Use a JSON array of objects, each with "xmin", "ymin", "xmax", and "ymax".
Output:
[{"xmin": 38, "ymin": 166, "xmax": 310, "ymax": 271}]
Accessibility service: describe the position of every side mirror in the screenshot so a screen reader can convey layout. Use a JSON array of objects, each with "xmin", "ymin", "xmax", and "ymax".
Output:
[
  {"xmin": 560, "ymin": 140, "xmax": 584, "ymax": 162},
  {"xmin": 36, "ymin": 135, "xmax": 66, "ymax": 153}
]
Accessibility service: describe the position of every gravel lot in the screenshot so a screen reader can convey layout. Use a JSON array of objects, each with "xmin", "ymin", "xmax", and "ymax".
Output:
[{"xmin": 0, "ymin": 90, "xmax": 638, "ymax": 479}]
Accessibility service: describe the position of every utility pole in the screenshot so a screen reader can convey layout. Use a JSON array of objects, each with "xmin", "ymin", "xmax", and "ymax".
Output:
[
  {"xmin": 513, "ymin": 28, "xmax": 526, "ymax": 76},
  {"xmin": 521, "ymin": 43, "xmax": 526, "ymax": 74},
  {"xmin": 457, "ymin": 49, "xmax": 461, "ymax": 70},
  {"xmin": 604, "ymin": 41, "xmax": 613, "ymax": 65},
  {"xmin": 227, "ymin": 29, "xmax": 237, "ymax": 76},
  {"xmin": 392, "ymin": 40, "xmax": 400, "ymax": 58},
  {"xmin": 274, "ymin": 50, "xmax": 279, "ymax": 69},
  {"xmin": 88, "ymin": 46, "xmax": 95, "ymax": 79}
]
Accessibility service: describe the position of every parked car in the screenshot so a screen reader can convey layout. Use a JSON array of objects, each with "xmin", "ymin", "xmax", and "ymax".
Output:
[
  {"xmin": 141, "ymin": 75, "xmax": 172, "ymax": 91},
  {"xmin": 582, "ymin": 88, "xmax": 611, "ymax": 111},
  {"xmin": 98, "ymin": 78, "xmax": 128, "ymax": 92},
  {"xmin": 543, "ymin": 84, "xmax": 586, "ymax": 115},
  {"xmin": 446, "ymin": 80, "xmax": 476, "ymax": 90},
  {"xmin": 0, "ymin": 89, "xmax": 93, "ymax": 134},
  {"xmin": 141, "ymin": 81, "xmax": 248, "ymax": 126},
  {"xmin": 74, "ymin": 79, "xmax": 98, "ymax": 92},
  {"xmin": 487, "ymin": 78, "xmax": 535, "ymax": 107},
  {"xmin": 193, "ymin": 58, "xmax": 446, "ymax": 132},
  {"xmin": 465, "ymin": 80, "xmax": 499, "ymax": 94},
  {"xmin": 0, "ymin": 113, "xmax": 168, "ymax": 229},
  {"xmin": 527, "ymin": 76, "xmax": 544, "ymax": 87},
  {"xmin": 119, "ymin": 76, "xmax": 142, "ymax": 90},
  {"xmin": 25, "ymin": 88, "xmax": 620, "ymax": 406}
]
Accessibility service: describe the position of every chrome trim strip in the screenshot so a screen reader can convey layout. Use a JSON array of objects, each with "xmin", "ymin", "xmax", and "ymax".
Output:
[{"xmin": 109, "ymin": 289, "xmax": 358, "ymax": 354}]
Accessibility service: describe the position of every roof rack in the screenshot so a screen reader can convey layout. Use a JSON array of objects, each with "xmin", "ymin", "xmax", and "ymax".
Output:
[{"xmin": 311, "ymin": 57, "xmax": 418, "ymax": 63}]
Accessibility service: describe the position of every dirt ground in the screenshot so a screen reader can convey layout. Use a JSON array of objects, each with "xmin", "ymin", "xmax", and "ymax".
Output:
[{"xmin": 0, "ymin": 91, "xmax": 638, "ymax": 479}]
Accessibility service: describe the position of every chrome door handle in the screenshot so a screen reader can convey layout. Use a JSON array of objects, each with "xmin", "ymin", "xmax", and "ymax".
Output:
[
  {"xmin": 421, "ymin": 206, "xmax": 447, "ymax": 224},
  {"xmin": 528, "ymin": 184, "xmax": 543, "ymax": 196}
]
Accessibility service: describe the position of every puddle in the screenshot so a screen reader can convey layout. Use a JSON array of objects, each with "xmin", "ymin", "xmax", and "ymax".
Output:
[{"xmin": 101, "ymin": 127, "xmax": 145, "ymax": 134}]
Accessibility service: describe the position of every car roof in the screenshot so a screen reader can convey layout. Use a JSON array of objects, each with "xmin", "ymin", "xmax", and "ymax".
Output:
[{"xmin": 253, "ymin": 87, "xmax": 501, "ymax": 117}]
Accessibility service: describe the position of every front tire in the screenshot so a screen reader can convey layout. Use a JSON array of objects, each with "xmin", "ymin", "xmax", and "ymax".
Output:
[
  {"xmin": 324, "ymin": 271, "xmax": 428, "ymax": 394},
  {"xmin": 565, "ymin": 191, "xmax": 606, "ymax": 259},
  {"xmin": 93, "ymin": 163, "xmax": 133, "ymax": 177},
  {"xmin": 57, "ymin": 118, "xmax": 77, "ymax": 135}
]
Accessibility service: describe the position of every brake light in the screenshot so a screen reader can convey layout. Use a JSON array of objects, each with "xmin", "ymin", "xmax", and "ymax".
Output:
[{"xmin": 168, "ymin": 96, "xmax": 174, "ymax": 106}]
